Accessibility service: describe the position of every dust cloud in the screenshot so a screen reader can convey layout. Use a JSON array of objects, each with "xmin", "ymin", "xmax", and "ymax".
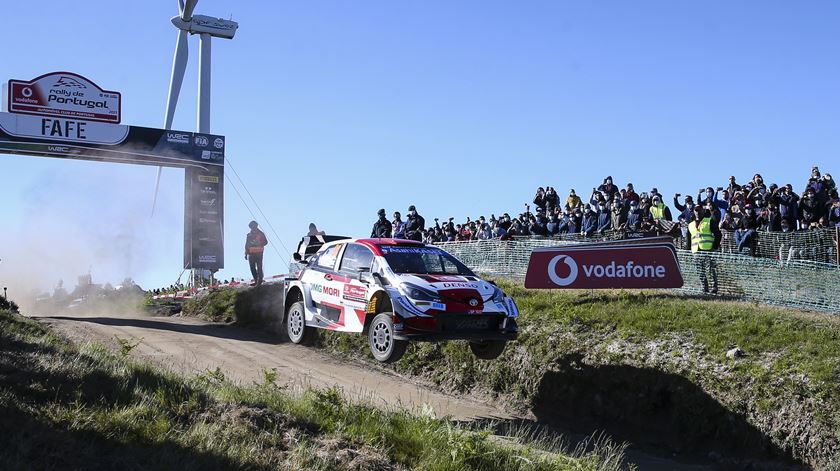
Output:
[{"xmin": 0, "ymin": 165, "xmax": 183, "ymax": 315}]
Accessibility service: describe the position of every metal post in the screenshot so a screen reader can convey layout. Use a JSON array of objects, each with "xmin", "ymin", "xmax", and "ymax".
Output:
[
  {"xmin": 3, "ymin": 287, "xmax": 6, "ymax": 302},
  {"xmin": 194, "ymin": 33, "xmax": 212, "ymax": 286},
  {"xmin": 198, "ymin": 33, "xmax": 212, "ymax": 134}
]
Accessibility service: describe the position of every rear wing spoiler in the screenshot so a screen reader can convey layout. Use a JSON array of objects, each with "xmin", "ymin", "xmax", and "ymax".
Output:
[{"xmin": 294, "ymin": 235, "xmax": 351, "ymax": 262}]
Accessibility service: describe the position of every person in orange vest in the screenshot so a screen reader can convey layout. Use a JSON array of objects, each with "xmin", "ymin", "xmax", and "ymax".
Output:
[{"xmin": 245, "ymin": 220, "xmax": 268, "ymax": 286}]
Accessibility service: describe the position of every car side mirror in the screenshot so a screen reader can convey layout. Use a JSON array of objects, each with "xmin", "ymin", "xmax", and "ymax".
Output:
[{"xmin": 357, "ymin": 267, "xmax": 373, "ymax": 282}]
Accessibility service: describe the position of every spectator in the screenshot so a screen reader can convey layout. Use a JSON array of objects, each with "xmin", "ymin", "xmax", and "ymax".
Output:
[
  {"xmin": 697, "ymin": 187, "xmax": 715, "ymax": 207},
  {"xmin": 624, "ymin": 183, "xmax": 640, "ymax": 205},
  {"xmin": 799, "ymin": 189, "xmax": 822, "ymax": 229},
  {"xmin": 565, "ymin": 189, "xmax": 582, "ymax": 211},
  {"xmin": 581, "ymin": 205, "xmax": 597, "ymax": 236},
  {"xmin": 712, "ymin": 188, "xmax": 729, "ymax": 219},
  {"xmin": 477, "ymin": 222, "xmax": 493, "ymax": 240},
  {"xmin": 689, "ymin": 205, "xmax": 720, "ymax": 294},
  {"xmin": 610, "ymin": 199, "xmax": 628, "ymax": 232},
  {"xmin": 530, "ymin": 215, "xmax": 548, "ymax": 236},
  {"xmin": 533, "ymin": 187, "xmax": 547, "ymax": 211},
  {"xmin": 499, "ymin": 213, "xmax": 512, "ymax": 231},
  {"xmin": 491, "ymin": 220, "xmax": 507, "ymax": 238},
  {"xmin": 545, "ymin": 187, "xmax": 560, "ymax": 213},
  {"xmin": 735, "ymin": 206, "xmax": 759, "ymax": 255},
  {"xmin": 596, "ymin": 201, "xmax": 612, "ymax": 234},
  {"xmin": 828, "ymin": 198, "xmax": 840, "ymax": 227},
  {"xmin": 404, "ymin": 205, "xmax": 425, "ymax": 241},
  {"xmin": 392, "ymin": 212, "xmax": 405, "ymax": 239},
  {"xmin": 371, "ymin": 209, "xmax": 392, "ymax": 238},
  {"xmin": 546, "ymin": 213, "xmax": 560, "ymax": 236},
  {"xmin": 597, "ymin": 176, "xmax": 619, "ymax": 201},
  {"xmin": 649, "ymin": 195, "xmax": 672, "ymax": 221},
  {"xmin": 626, "ymin": 200, "xmax": 642, "ymax": 231},
  {"xmin": 726, "ymin": 176, "xmax": 742, "ymax": 199}
]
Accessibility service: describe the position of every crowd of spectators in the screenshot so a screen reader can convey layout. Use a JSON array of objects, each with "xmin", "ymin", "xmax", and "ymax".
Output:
[{"xmin": 371, "ymin": 167, "xmax": 839, "ymax": 252}]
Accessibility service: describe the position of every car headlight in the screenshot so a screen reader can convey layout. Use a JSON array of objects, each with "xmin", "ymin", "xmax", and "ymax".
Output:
[
  {"xmin": 400, "ymin": 283, "xmax": 440, "ymax": 302},
  {"xmin": 491, "ymin": 285, "xmax": 506, "ymax": 303}
]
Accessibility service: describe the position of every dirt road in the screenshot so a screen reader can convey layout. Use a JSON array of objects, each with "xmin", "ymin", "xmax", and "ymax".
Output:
[
  {"xmin": 34, "ymin": 312, "xmax": 712, "ymax": 470},
  {"xmin": 36, "ymin": 313, "xmax": 508, "ymax": 421}
]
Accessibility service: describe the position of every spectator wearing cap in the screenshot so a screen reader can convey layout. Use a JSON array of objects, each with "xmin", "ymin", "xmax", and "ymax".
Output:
[
  {"xmin": 404, "ymin": 205, "xmax": 425, "ymax": 241},
  {"xmin": 565, "ymin": 189, "xmax": 582, "ymax": 211},
  {"xmin": 546, "ymin": 212, "xmax": 560, "ymax": 236},
  {"xmin": 674, "ymin": 194, "xmax": 696, "ymax": 224},
  {"xmin": 371, "ymin": 209, "xmax": 392, "ymax": 238},
  {"xmin": 597, "ymin": 176, "xmax": 619, "ymax": 202}
]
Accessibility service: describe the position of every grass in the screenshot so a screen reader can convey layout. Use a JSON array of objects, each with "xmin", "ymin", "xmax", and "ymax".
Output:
[
  {"xmin": 311, "ymin": 281, "xmax": 840, "ymax": 468},
  {"xmin": 0, "ymin": 309, "xmax": 627, "ymax": 471}
]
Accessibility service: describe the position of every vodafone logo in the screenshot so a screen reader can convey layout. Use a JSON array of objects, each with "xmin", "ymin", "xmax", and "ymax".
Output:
[
  {"xmin": 525, "ymin": 242, "xmax": 685, "ymax": 290},
  {"xmin": 547, "ymin": 255, "xmax": 578, "ymax": 286},
  {"xmin": 22, "ymin": 87, "xmax": 33, "ymax": 98}
]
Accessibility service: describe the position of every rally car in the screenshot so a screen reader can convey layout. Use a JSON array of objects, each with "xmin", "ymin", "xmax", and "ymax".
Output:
[{"xmin": 283, "ymin": 238, "xmax": 519, "ymax": 363}]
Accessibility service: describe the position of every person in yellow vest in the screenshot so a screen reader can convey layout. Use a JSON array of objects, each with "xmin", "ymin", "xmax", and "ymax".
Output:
[
  {"xmin": 245, "ymin": 220, "xmax": 268, "ymax": 286},
  {"xmin": 688, "ymin": 205, "xmax": 720, "ymax": 294}
]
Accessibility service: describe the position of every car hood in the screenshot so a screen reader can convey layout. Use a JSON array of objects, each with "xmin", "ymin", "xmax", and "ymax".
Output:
[{"xmin": 395, "ymin": 273, "xmax": 496, "ymax": 300}]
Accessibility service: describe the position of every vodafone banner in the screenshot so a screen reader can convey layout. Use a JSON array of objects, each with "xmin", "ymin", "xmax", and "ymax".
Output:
[
  {"xmin": 5, "ymin": 72, "xmax": 121, "ymax": 124},
  {"xmin": 524, "ymin": 241, "xmax": 684, "ymax": 289}
]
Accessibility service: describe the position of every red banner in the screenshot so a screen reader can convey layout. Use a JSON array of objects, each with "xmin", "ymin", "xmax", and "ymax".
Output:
[{"xmin": 524, "ymin": 242, "xmax": 683, "ymax": 289}]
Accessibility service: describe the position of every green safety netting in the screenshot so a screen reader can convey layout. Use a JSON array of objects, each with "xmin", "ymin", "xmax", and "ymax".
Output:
[{"xmin": 437, "ymin": 233, "xmax": 840, "ymax": 313}]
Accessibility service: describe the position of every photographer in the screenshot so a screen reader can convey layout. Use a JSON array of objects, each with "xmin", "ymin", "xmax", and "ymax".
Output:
[
  {"xmin": 545, "ymin": 187, "xmax": 560, "ymax": 213},
  {"xmin": 597, "ymin": 176, "xmax": 619, "ymax": 202},
  {"xmin": 533, "ymin": 187, "xmax": 547, "ymax": 212}
]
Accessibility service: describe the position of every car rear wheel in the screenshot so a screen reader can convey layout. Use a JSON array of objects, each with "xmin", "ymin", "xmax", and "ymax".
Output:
[
  {"xmin": 469, "ymin": 340, "xmax": 506, "ymax": 360},
  {"xmin": 368, "ymin": 312, "xmax": 407, "ymax": 363},
  {"xmin": 287, "ymin": 301, "xmax": 315, "ymax": 345}
]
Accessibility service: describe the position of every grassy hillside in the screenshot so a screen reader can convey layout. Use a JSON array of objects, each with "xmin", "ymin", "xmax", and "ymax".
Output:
[
  {"xmin": 0, "ymin": 309, "xmax": 624, "ymax": 471},
  {"xmin": 312, "ymin": 282, "xmax": 840, "ymax": 468},
  {"xmin": 174, "ymin": 281, "xmax": 840, "ymax": 467}
]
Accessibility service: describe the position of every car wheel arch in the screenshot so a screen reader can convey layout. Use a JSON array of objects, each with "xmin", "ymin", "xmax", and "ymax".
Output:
[{"xmin": 363, "ymin": 290, "xmax": 393, "ymax": 334}]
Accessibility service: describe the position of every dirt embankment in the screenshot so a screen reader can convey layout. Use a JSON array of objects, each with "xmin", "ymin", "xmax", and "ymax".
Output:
[{"xmin": 173, "ymin": 285, "xmax": 833, "ymax": 470}]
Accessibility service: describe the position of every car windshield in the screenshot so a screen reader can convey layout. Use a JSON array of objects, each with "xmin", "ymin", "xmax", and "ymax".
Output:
[{"xmin": 380, "ymin": 246, "xmax": 475, "ymax": 276}]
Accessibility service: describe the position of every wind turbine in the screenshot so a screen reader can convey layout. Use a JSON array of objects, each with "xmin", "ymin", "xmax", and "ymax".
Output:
[{"xmin": 151, "ymin": 0, "xmax": 238, "ymax": 215}]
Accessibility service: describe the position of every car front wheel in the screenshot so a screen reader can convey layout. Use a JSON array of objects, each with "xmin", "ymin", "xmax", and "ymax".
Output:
[
  {"xmin": 286, "ymin": 301, "xmax": 315, "ymax": 345},
  {"xmin": 368, "ymin": 312, "xmax": 407, "ymax": 363},
  {"xmin": 469, "ymin": 340, "xmax": 506, "ymax": 360}
]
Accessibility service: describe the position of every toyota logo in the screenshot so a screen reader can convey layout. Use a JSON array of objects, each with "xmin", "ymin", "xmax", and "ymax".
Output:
[
  {"xmin": 468, "ymin": 298, "xmax": 479, "ymax": 307},
  {"xmin": 547, "ymin": 255, "xmax": 579, "ymax": 287}
]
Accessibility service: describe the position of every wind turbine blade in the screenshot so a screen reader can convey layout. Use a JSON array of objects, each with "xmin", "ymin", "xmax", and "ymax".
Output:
[
  {"xmin": 151, "ymin": 166, "xmax": 163, "ymax": 217},
  {"xmin": 157, "ymin": 29, "xmax": 189, "ymax": 217},
  {"xmin": 182, "ymin": 0, "xmax": 199, "ymax": 21},
  {"xmin": 164, "ymin": 29, "xmax": 189, "ymax": 130},
  {"xmin": 178, "ymin": 0, "xmax": 185, "ymax": 17}
]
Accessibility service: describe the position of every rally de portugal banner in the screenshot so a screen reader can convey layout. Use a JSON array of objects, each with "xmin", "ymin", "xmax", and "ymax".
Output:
[
  {"xmin": 0, "ymin": 70, "xmax": 226, "ymax": 272},
  {"xmin": 524, "ymin": 240, "xmax": 684, "ymax": 290}
]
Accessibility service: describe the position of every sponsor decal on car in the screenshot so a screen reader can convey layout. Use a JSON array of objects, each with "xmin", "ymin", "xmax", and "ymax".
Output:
[
  {"xmin": 311, "ymin": 284, "xmax": 340, "ymax": 297},
  {"xmin": 438, "ymin": 282, "xmax": 479, "ymax": 289},
  {"xmin": 342, "ymin": 284, "xmax": 367, "ymax": 303},
  {"xmin": 381, "ymin": 247, "xmax": 440, "ymax": 254},
  {"xmin": 431, "ymin": 302, "xmax": 446, "ymax": 311}
]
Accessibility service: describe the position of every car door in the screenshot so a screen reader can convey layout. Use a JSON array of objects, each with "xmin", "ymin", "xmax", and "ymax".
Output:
[
  {"xmin": 304, "ymin": 243, "xmax": 346, "ymax": 325},
  {"xmin": 335, "ymin": 243, "xmax": 376, "ymax": 333}
]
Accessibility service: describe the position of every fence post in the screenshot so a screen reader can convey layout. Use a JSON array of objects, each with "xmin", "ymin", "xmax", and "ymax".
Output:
[{"xmin": 834, "ymin": 227, "xmax": 839, "ymax": 264}]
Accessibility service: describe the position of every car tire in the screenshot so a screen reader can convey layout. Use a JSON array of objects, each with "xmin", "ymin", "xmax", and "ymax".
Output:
[
  {"xmin": 368, "ymin": 312, "xmax": 407, "ymax": 363},
  {"xmin": 286, "ymin": 301, "xmax": 315, "ymax": 345},
  {"xmin": 469, "ymin": 340, "xmax": 506, "ymax": 360}
]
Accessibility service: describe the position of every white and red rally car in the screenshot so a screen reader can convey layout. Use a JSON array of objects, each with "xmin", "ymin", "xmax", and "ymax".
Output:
[{"xmin": 283, "ymin": 238, "xmax": 519, "ymax": 363}]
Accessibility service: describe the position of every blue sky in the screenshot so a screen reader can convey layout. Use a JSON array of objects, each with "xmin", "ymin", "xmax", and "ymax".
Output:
[{"xmin": 1, "ymin": 1, "xmax": 838, "ymax": 292}]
